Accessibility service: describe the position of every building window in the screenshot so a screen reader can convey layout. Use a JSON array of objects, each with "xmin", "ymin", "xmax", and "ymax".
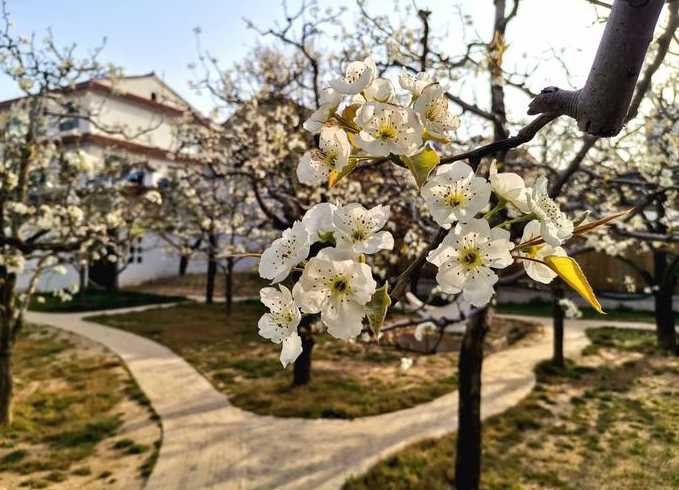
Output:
[
  {"xmin": 128, "ymin": 237, "xmax": 144, "ymax": 265},
  {"xmin": 150, "ymin": 92, "xmax": 158, "ymax": 102},
  {"xmin": 58, "ymin": 102, "xmax": 79, "ymax": 132}
]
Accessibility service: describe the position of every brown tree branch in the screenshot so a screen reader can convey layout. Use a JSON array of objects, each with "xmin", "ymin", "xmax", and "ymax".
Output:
[{"xmin": 529, "ymin": 0, "xmax": 666, "ymax": 136}]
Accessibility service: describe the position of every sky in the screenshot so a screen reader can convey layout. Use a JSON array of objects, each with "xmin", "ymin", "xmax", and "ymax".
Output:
[{"xmin": 0, "ymin": 0, "xmax": 608, "ymax": 114}]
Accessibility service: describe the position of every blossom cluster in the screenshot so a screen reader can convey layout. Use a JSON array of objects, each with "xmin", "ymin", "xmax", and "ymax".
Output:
[
  {"xmin": 258, "ymin": 56, "xmax": 578, "ymax": 367},
  {"xmin": 258, "ymin": 202, "xmax": 392, "ymax": 366}
]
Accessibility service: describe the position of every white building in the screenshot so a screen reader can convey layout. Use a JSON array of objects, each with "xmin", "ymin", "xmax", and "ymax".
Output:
[{"xmin": 2, "ymin": 73, "xmax": 211, "ymax": 291}]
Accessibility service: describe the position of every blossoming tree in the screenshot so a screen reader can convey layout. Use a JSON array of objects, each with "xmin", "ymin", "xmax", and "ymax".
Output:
[
  {"xmin": 0, "ymin": 16, "xmax": 163, "ymax": 426},
  {"xmin": 251, "ymin": 1, "xmax": 668, "ymax": 488}
]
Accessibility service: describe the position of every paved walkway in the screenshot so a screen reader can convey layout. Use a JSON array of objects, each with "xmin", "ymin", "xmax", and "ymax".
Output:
[{"xmin": 25, "ymin": 307, "xmax": 655, "ymax": 490}]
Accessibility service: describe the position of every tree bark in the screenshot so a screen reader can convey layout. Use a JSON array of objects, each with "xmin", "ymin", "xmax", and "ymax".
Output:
[
  {"xmin": 529, "ymin": 0, "xmax": 665, "ymax": 136},
  {"xmin": 224, "ymin": 258, "xmax": 234, "ymax": 317},
  {"xmin": 0, "ymin": 269, "xmax": 16, "ymax": 427},
  {"xmin": 179, "ymin": 255, "xmax": 189, "ymax": 276},
  {"xmin": 0, "ymin": 350, "xmax": 11, "ymax": 427},
  {"xmin": 293, "ymin": 317, "xmax": 314, "ymax": 386},
  {"xmin": 654, "ymin": 250, "xmax": 677, "ymax": 352},
  {"xmin": 88, "ymin": 253, "xmax": 119, "ymax": 291},
  {"xmin": 455, "ymin": 306, "xmax": 489, "ymax": 490},
  {"xmin": 552, "ymin": 283, "xmax": 565, "ymax": 368},
  {"xmin": 205, "ymin": 234, "xmax": 217, "ymax": 305}
]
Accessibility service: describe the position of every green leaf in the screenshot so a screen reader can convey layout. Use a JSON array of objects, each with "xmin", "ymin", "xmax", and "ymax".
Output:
[
  {"xmin": 366, "ymin": 282, "xmax": 391, "ymax": 337},
  {"xmin": 401, "ymin": 145, "xmax": 440, "ymax": 189}
]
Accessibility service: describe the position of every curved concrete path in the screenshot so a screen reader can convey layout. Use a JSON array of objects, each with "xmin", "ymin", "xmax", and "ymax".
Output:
[{"xmin": 25, "ymin": 307, "xmax": 655, "ymax": 490}]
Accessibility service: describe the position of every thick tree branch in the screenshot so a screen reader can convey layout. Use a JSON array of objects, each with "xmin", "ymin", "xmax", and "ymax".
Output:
[
  {"xmin": 440, "ymin": 113, "xmax": 561, "ymax": 168},
  {"xmin": 529, "ymin": 0, "xmax": 666, "ymax": 136}
]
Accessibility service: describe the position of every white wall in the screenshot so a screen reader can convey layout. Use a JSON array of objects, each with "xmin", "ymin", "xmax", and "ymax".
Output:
[{"xmin": 84, "ymin": 91, "xmax": 177, "ymax": 150}]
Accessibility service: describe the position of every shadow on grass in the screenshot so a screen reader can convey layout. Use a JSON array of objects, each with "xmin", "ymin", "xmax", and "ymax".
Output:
[{"xmin": 343, "ymin": 327, "xmax": 679, "ymax": 490}]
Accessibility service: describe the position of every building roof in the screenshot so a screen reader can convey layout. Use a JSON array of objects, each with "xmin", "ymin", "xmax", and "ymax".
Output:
[{"xmin": 0, "ymin": 73, "xmax": 206, "ymax": 122}]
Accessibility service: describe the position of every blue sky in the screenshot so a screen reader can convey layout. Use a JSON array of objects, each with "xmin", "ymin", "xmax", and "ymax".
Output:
[
  {"xmin": 1, "ymin": 0, "xmax": 606, "ymax": 114},
  {"xmin": 1, "ymin": 0, "xmax": 284, "ymax": 108}
]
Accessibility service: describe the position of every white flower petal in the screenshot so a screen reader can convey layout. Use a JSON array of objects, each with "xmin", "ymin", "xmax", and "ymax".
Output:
[
  {"xmin": 280, "ymin": 332, "xmax": 303, "ymax": 368},
  {"xmin": 259, "ymin": 221, "xmax": 310, "ymax": 282},
  {"xmin": 324, "ymin": 299, "xmax": 366, "ymax": 339},
  {"xmin": 302, "ymin": 203, "xmax": 337, "ymax": 243}
]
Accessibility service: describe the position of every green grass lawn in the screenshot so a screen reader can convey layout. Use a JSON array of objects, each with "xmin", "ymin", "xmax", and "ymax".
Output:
[
  {"xmin": 344, "ymin": 327, "xmax": 679, "ymax": 490},
  {"xmin": 0, "ymin": 325, "xmax": 160, "ymax": 488},
  {"xmin": 129, "ymin": 271, "xmax": 267, "ymax": 299},
  {"xmin": 89, "ymin": 301, "xmax": 538, "ymax": 419},
  {"xmin": 29, "ymin": 288, "xmax": 186, "ymax": 313},
  {"xmin": 497, "ymin": 298, "xmax": 669, "ymax": 323}
]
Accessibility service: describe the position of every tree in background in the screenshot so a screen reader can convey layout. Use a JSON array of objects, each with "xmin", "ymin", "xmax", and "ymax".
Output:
[
  {"xmin": 0, "ymin": 9, "xmax": 164, "ymax": 426},
  {"xmin": 245, "ymin": 1, "xmax": 668, "ymax": 490}
]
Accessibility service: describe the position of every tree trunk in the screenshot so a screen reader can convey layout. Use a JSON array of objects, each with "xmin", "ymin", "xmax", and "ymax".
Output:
[
  {"xmin": 455, "ymin": 306, "xmax": 489, "ymax": 490},
  {"xmin": 0, "ymin": 350, "xmax": 11, "ymax": 427},
  {"xmin": 205, "ymin": 234, "xmax": 217, "ymax": 305},
  {"xmin": 654, "ymin": 250, "xmax": 677, "ymax": 353},
  {"xmin": 0, "ymin": 269, "xmax": 16, "ymax": 427},
  {"xmin": 655, "ymin": 290, "xmax": 676, "ymax": 353},
  {"xmin": 78, "ymin": 262, "xmax": 87, "ymax": 292},
  {"xmin": 552, "ymin": 283, "xmax": 565, "ymax": 367},
  {"xmin": 224, "ymin": 258, "xmax": 234, "ymax": 317},
  {"xmin": 293, "ymin": 317, "xmax": 314, "ymax": 386},
  {"xmin": 88, "ymin": 254, "xmax": 118, "ymax": 291},
  {"xmin": 179, "ymin": 255, "xmax": 189, "ymax": 276}
]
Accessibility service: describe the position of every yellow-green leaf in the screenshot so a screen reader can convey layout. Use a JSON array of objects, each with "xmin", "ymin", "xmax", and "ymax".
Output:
[
  {"xmin": 366, "ymin": 282, "xmax": 391, "ymax": 337},
  {"xmin": 544, "ymin": 255, "xmax": 605, "ymax": 315},
  {"xmin": 341, "ymin": 103, "xmax": 361, "ymax": 125},
  {"xmin": 401, "ymin": 146, "xmax": 440, "ymax": 189},
  {"xmin": 328, "ymin": 161, "xmax": 357, "ymax": 188}
]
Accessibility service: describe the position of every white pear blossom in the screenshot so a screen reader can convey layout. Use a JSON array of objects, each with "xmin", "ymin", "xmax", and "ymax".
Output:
[
  {"xmin": 258, "ymin": 285, "xmax": 303, "ymax": 367},
  {"xmin": 414, "ymin": 84, "xmax": 459, "ymax": 140},
  {"xmin": 559, "ymin": 298, "xmax": 582, "ymax": 319},
  {"xmin": 364, "ymin": 78, "xmax": 396, "ymax": 103},
  {"xmin": 66, "ymin": 150, "xmax": 98, "ymax": 174},
  {"xmin": 399, "ymin": 69, "xmax": 432, "ymax": 97},
  {"xmin": 527, "ymin": 177, "xmax": 574, "ymax": 246},
  {"xmin": 400, "ymin": 357, "xmax": 414, "ymax": 371},
  {"xmin": 259, "ymin": 220, "xmax": 310, "ymax": 283},
  {"xmin": 518, "ymin": 220, "xmax": 566, "ymax": 284},
  {"xmin": 303, "ymin": 87, "xmax": 343, "ymax": 134},
  {"xmin": 301, "ymin": 202, "xmax": 337, "ymax": 243},
  {"xmin": 144, "ymin": 190, "xmax": 162, "ymax": 205},
  {"xmin": 297, "ymin": 125, "xmax": 351, "ymax": 186},
  {"xmin": 414, "ymin": 322, "xmax": 436, "ymax": 341},
  {"xmin": 330, "ymin": 57, "xmax": 377, "ymax": 95},
  {"xmin": 333, "ymin": 203, "xmax": 394, "ymax": 254},
  {"xmin": 427, "ymin": 218, "xmax": 513, "ymax": 307},
  {"xmin": 422, "ymin": 162, "xmax": 491, "ymax": 227},
  {"xmin": 356, "ymin": 102, "xmax": 423, "ymax": 157},
  {"xmin": 293, "ymin": 247, "xmax": 376, "ymax": 340},
  {"xmin": 489, "ymin": 161, "xmax": 530, "ymax": 213}
]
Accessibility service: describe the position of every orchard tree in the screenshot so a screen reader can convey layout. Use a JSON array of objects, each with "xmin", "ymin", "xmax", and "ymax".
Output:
[
  {"xmin": 158, "ymin": 112, "xmax": 275, "ymax": 311},
  {"xmin": 0, "ymin": 10, "xmax": 164, "ymax": 426},
  {"xmin": 250, "ymin": 1, "xmax": 667, "ymax": 490},
  {"xmin": 573, "ymin": 69, "xmax": 679, "ymax": 353},
  {"xmin": 189, "ymin": 33, "xmax": 437, "ymax": 384},
  {"xmin": 501, "ymin": 0, "xmax": 678, "ymax": 365}
]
